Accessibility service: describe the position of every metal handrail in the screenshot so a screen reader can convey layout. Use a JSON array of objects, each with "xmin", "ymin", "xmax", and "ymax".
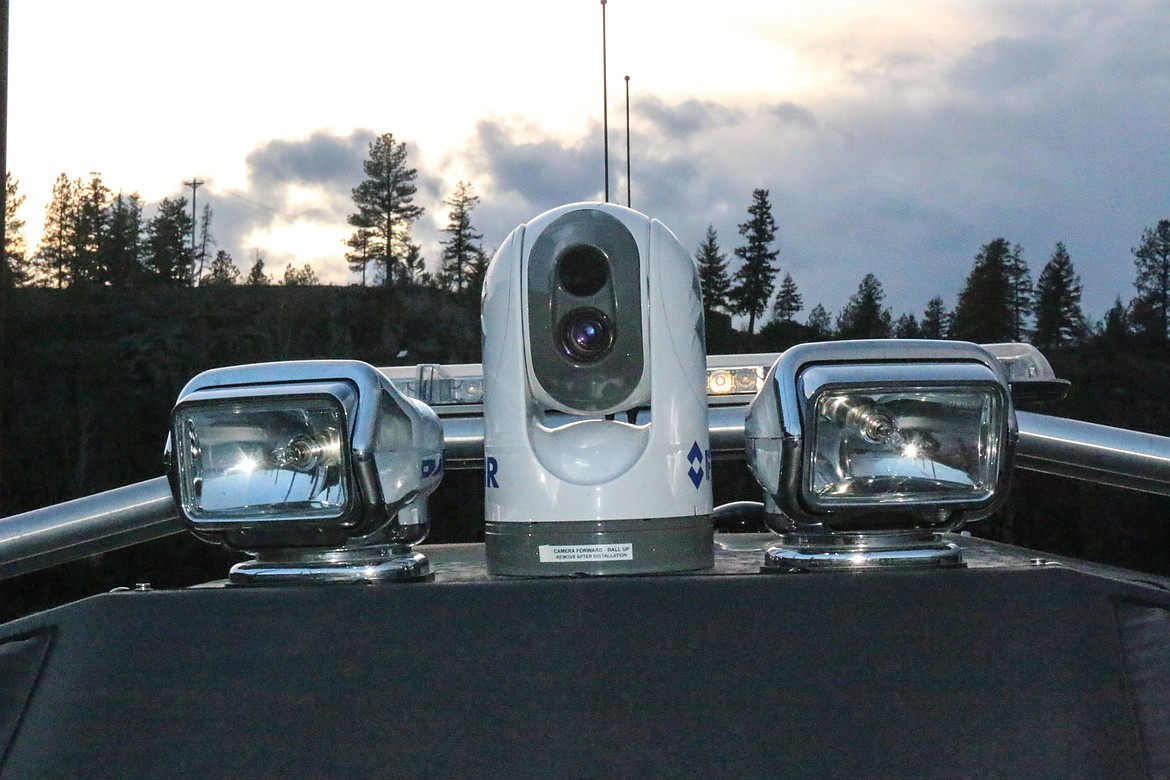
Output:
[
  {"xmin": 5, "ymin": 411, "xmax": 1170, "ymax": 582},
  {"xmin": 0, "ymin": 477, "xmax": 181, "ymax": 581}
]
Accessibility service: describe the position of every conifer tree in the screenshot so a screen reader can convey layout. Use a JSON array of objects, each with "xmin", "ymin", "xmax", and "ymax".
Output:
[
  {"xmin": 72, "ymin": 174, "xmax": 111, "ymax": 284},
  {"xmin": 1033, "ymin": 242, "xmax": 1086, "ymax": 348},
  {"xmin": 204, "ymin": 250, "xmax": 241, "ymax": 285},
  {"xmin": 245, "ymin": 251, "xmax": 270, "ymax": 285},
  {"xmin": 1131, "ymin": 219, "xmax": 1170, "ymax": 344},
  {"xmin": 399, "ymin": 241, "xmax": 430, "ymax": 287},
  {"xmin": 772, "ymin": 273, "xmax": 803, "ymax": 322},
  {"xmin": 282, "ymin": 263, "xmax": 320, "ymax": 286},
  {"xmin": 806, "ymin": 304, "xmax": 833, "ymax": 341},
  {"xmin": 2, "ymin": 173, "xmax": 28, "ymax": 287},
  {"xmin": 194, "ymin": 203, "xmax": 214, "ymax": 284},
  {"xmin": 438, "ymin": 181, "xmax": 485, "ymax": 294},
  {"xmin": 1100, "ymin": 297, "xmax": 1131, "ymax": 347},
  {"xmin": 695, "ymin": 225, "xmax": 730, "ymax": 314},
  {"xmin": 102, "ymin": 193, "xmax": 144, "ymax": 286},
  {"xmin": 347, "ymin": 133, "xmax": 424, "ymax": 288},
  {"xmin": 345, "ymin": 229, "xmax": 374, "ymax": 287},
  {"xmin": 920, "ymin": 296, "xmax": 950, "ymax": 338},
  {"xmin": 142, "ymin": 197, "xmax": 193, "ymax": 286},
  {"xmin": 729, "ymin": 189, "xmax": 780, "ymax": 335},
  {"xmin": 894, "ymin": 313, "xmax": 921, "ymax": 339},
  {"xmin": 33, "ymin": 174, "xmax": 79, "ymax": 288},
  {"xmin": 836, "ymin": 273, "xmax": 891, "ymax": 338},
  {"xmin": 951, "ymin": 238, "xmax": 1015, "ymax": 342},
  {"xmin": 1006, "ymin": 243, "xmax": 1033, "ymax": 341}
]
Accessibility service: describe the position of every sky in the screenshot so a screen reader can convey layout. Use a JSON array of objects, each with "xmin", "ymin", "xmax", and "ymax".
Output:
[{"xmin": 8, "ymin": 0, "xmax": 1170, "ymax": 322}]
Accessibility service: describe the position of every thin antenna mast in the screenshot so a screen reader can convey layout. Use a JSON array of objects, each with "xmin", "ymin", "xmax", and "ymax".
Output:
[
  {"xmin": 624, "ymin": 75, "xmax": 631, "ymax": 208},
  {"xmin": 601, "ymin": 0, "xmax": 609, "ymax": 203}
]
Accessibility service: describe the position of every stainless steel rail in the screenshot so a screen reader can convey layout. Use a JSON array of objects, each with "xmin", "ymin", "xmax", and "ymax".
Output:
[
  {"xmin": 1015, "ymin": 411, "xmax": 1170, "ymax": 496},
  {"xmin": 5, "ymin": 411, "xmax": 1170, "ymax": 581},
  {"xmin": 0, "ymin": 477, "xmax": 182, "ymax": 581}
]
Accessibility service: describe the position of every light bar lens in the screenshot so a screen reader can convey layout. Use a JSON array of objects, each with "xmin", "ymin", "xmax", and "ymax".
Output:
[
  {"xmin": 707, "ymin": 366, "xmax": 765, "ymax": 395},
  {"xmin": 174, "ymin": 396, "xmax": 350, "ymax": 522},
  {"xmin": 807, "ymin": 386, "xmax": 1002, "ymax": 508}
]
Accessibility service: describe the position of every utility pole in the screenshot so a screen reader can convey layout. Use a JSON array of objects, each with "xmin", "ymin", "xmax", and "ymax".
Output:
[{"xmin": 185, "ymin": 178, "xmax": 203, "ymax": 284}]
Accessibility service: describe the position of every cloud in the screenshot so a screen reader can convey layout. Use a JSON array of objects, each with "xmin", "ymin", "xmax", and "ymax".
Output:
[
  {"xmin": 451, "ymin": 2, "xmax": 1170, "ymax": 322},
  {"xmin": 132, "ymin": 1, "xmax": 1170, "ymax": 313}
]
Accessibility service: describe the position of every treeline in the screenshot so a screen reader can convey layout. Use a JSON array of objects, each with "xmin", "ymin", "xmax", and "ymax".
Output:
[
  {"xmin": 5, "ymin": 131, "xmax": 1170, "ymax": 356},
  {"xmin": 0, "ymin": 133, "xmax": 490, "ymax": 301},
  {"xmin": 696, "ymin": 188, "xmax": 1170, "ymax": 354}
]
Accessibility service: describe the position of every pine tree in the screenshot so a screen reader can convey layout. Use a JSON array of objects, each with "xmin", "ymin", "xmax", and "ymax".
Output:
[
  {"xmin": 142, "ymin": 197, "xmax": 193, "ymax": 286},
  {"xmin": 1100, "ymin": 297, "xmax": 1131, "ymax": 347},
  {"xmin": 806, "ymin": 304, "xmax": 833, "ymax": 341},
  {"xmin": 72, "ymin": 174, "xmax": 111, "ymax": 284},
  {"xmin": 204, "ymin": 250, "xmax": 241, "ymax": 285},
  {"xmin": 951, "ymin": 238, "xmax": 1015, "ymax": 343},
  {"xmin": 695, "ymin": 225, "xmax": 730, "ymax": 314},
  {"xmin": 772, "ymin": 273, "xmax": 803, "ymax": 322},
  {"xmin": 345, "ymin": 228, "xmax": 375, "ymax": 287},
  {"xmin": 102, "ymin": 193, "xmax": 144, "ymax": 286},
  {"xmin": 245, "ymin": 251, "xmax": 270, "ymax": 286},
  {"xmin": 920, "ymin": 296, "xmax": 950, "ymax": 338},
  {"xmin": 1006, "ymin": 243, "xmax": 1033, "ymax": 341},
  {"xmin": 346, "ymin": 133, "xmax": 425, "ymax": 288},
  {"xmin": 1033, "ymin": 242, "xmax": 1086, "ymax": 349},
  {"xmin": 399, "ymin": 240, "xmax": 430, "ymax": 287},
  {"xmin": 33, "ymin": 174, "xmax": 79, "ymax": 288},
  {"xmin": 2, "ymin": 173, "xmax": 28, "ymax": 287},
  {"xmin": 729, "ymin": 189, "xmax": 780, "ymax": 335},
  {"xmin": 894, "ymin": 313, "xmax": 921, "ymax": 339},
  {"xmin": 282, "ymin": 263, "xmax": 320, "ymax": 286},
  {"xmin": 836, "ymin": 273, "xmax": 892, "ymax": 338},
  {"xmin": 194, "ymin": 203, "xmax": 214, "ymax": 284},
  {"xmin": 1131, "ymin": 219, "xmax": 1170, "ymax": 345},
  {"xmin": 438, "ymin": 181, "xmax": 485, "ymax": 294}
]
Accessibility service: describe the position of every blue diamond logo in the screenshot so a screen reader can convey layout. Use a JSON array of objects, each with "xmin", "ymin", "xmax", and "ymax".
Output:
[{"xmin": 687, "ymin": 442, "xmax": 704, "ymax": 488}]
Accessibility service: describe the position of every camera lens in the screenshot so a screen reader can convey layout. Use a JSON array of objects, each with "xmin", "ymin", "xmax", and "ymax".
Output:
[
  {"xmin": 558, "ymin": 308, "xmax": 614, "ymax": 362},
  {"xmin": 557, "ymin": 244, "xmax": 610, "ymax": 297}
]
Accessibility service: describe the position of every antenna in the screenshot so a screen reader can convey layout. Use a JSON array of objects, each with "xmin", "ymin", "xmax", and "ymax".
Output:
[
  {"xmin": 624, "ymin": 75, "xmax": 631, "ymax": 208},
  {"xmin": 601, "ymin": 0, "xmax": 609, "ymax": 203}
]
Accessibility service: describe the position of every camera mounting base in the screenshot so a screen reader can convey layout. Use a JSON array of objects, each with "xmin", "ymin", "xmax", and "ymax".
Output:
[{"xmin": 485, "ymin": 516, "xmax": 713, "ymax": 576}]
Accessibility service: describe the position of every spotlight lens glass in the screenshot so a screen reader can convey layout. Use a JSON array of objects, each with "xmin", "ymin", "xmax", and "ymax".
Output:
[
  {"xmin": 807, "ymin": 386, "xmax": 1003, "ymax": 508},
  {"xmin": 174, "ymin": 395, "xmax": 350, "ymax": 522}
]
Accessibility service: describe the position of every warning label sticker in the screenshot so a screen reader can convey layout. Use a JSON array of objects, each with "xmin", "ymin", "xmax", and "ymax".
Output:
[{"xmin": 538, "ymin": 543, "xmax": 634, "ymax": 563}]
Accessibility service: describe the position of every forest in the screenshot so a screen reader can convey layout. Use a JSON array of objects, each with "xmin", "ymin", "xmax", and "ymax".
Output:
[{"xmin": 2, "ymin": 133, "xmax": 1170, "ymax": 621}]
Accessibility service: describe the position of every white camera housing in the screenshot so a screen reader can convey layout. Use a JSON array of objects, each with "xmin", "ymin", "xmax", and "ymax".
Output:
[{"xmin": 481, "ymin": 202, "xmax": 713, "ymax": 575}]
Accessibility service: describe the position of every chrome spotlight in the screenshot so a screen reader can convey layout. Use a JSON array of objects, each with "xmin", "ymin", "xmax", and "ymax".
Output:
[
  {"xmin": 165, "ymin": 360, "xmax": 444, "ymax": 584},
  {"xmin": 744, "ymin": 340, "xmax": 1017, "ymax": 570}
]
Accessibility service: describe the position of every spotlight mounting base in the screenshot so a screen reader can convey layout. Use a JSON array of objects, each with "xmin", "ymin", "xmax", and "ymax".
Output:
[
  {"xmin": 228, "ymin": 544, "xmax": 433, "ymax": 585},
  {"xmin": 761, "ymin": 530, "xmax": 964, "ymax": 572}
]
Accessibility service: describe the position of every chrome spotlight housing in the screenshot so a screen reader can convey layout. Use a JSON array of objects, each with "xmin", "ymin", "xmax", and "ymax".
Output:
[
  {"xmin": 165, "ymin": 360, "xmax": 444, "ymax": 584},
  {"xmin": 744, "ymin": 340, "xmax": 1017, "ymax": 570}
]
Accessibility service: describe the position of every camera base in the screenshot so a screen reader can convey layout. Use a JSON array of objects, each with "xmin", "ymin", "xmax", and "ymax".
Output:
[{"xmin": 485, "ymin": 516, "xmax": 713, "ymax": 576}]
